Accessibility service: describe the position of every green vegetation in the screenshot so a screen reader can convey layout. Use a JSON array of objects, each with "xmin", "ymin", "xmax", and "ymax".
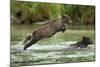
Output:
[
  {"xmin": 11, "ymin": 1, "xmax": 95, "ymax": 66},
  {"xmin": 11, "ymin": 1, "xmax": 95, "ymax": 43},
  {"xmin": 11, "ymin": 0, "xmax": 95, "ymax": 25}
]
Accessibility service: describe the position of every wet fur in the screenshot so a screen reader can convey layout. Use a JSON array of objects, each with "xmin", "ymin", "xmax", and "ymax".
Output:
[
  {"xmin": 23, "ymin": 14, "xmax": 72, "ymax": 50},
  {"xmin": 69, "ymin": 36, "xmax": 93, "ymax": 49}
]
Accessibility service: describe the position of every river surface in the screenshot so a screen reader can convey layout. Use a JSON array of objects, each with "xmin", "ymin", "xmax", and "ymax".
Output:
[
  {"xmin": 11, "ymin": 24, "xmax": 95, "ymax": 66},
  {"xmin": 11, "ymin": 41, "xmax": 95, "ymax": 66}
]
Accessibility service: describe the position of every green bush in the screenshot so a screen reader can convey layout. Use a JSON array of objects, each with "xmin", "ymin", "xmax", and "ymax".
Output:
[{"xmin": 11, "ymin": 0, "xmax": 95, "ymax": 25}]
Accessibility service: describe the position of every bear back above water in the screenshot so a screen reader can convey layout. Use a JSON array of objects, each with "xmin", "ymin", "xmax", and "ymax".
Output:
[{"xmin": 69, "ymin": 36, "xmax": 93, "ymax": 49}]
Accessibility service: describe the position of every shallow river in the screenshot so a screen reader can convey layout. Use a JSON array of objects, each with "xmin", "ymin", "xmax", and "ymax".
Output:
[{"xmin": 11, "ymin": 41, "xmax": 95, "ymax": 66}]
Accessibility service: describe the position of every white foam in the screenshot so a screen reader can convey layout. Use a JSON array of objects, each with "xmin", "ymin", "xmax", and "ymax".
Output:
[
  {"xmin": 28, "ymin": 41, "xmax": 77, "ymax": 50},
  {"xmin": 11, "ymin": 41, "xmax": 95, "ymax": 65}
]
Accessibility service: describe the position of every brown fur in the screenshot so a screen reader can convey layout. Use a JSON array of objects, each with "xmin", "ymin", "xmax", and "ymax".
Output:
[{"xmin": 23, "ymin": 14, "xmax": 72, "ymax": 50}]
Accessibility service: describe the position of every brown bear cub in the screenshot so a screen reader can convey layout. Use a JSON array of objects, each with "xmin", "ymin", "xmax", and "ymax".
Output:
[
  {"xmin": 23, "ymin": 14, "xmax": 72, "ymax": 50},
  {"xmin": 69, "ymin": 36, "xmax": 93, "ymax": 49}
]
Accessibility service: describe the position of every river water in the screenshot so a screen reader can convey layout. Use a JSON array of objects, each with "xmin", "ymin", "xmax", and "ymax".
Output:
[{"xmin": 11, "ymin": 41, "xmax": 95, "ymax": 66}]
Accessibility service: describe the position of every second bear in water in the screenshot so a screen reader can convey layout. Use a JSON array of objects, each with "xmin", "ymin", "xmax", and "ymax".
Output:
[{"xmin": 69, "ymin": 36, "xmax": 93, "ymax": 49}]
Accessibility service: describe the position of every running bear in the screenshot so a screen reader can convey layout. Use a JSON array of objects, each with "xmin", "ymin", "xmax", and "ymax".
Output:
[{"xmin": 23, "ymin": 14, "xmax": 72, "ymax": 50}]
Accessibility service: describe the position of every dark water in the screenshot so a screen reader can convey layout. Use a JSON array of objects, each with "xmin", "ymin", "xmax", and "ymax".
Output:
[{"xmin": 11, "ymin": 41, "xmax": 95, "ymax": 66}]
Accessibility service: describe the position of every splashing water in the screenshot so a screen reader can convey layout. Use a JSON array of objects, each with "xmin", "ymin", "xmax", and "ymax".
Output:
[{"xmin": 11, "ymin": 41, "xmax": 95, "ymax": 66}]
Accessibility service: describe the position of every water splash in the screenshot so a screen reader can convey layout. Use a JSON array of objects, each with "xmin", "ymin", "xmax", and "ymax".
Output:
[{"xmin": 11, "ymin": 41, "xmax": 95, "ymax": 66}]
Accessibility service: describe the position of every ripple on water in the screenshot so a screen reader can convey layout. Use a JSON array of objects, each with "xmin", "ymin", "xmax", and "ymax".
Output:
[{"xmin": 11, "ymin": 41, "xmax": 95, "ymax": 66}]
